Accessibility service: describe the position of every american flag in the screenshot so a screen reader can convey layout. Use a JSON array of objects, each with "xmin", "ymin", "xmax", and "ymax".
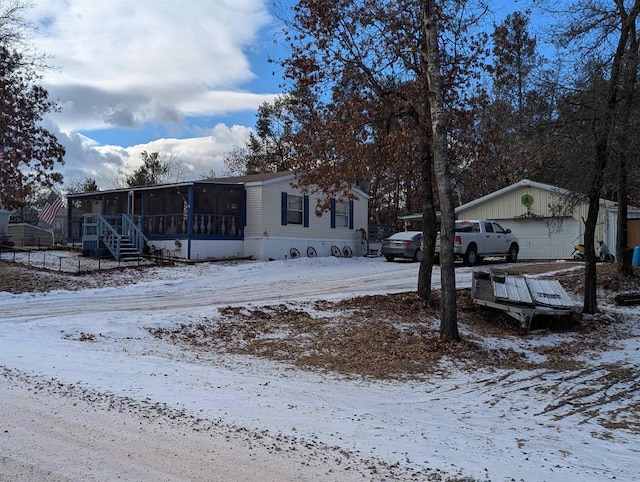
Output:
[{"xmin": 40, "ymin": 192, "xmax": 63, "ymax": 225}]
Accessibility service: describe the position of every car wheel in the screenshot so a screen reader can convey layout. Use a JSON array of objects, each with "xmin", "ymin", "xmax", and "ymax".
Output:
[
  {"xmin": 413, "ymin": 249, "xmax": 423, "ymax": 262},
  {"xmin": 384, "ymin": 255, "xmax": 395, "ymax": 262},
  {"xmin": 463, "ymin": 246, "xmax": 478, "ymax": 266},
  {"xmin": 507, "ymin": 244, "xmax": 519, "ymax": 263}
]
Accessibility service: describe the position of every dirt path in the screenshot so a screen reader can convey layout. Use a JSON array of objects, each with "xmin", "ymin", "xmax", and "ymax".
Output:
[{"xmin": 0, "ymin": 375, "xmax": 379, "ymax": 482}]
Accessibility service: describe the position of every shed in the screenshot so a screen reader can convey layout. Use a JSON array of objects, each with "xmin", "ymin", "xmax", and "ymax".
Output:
[
  {"xmin": 7, "ymin": 223, "xmax": 54, "ymax": 248},
  {"xmin": 456, "ymin": 179, "xmax": 640, "ymax": 260}
]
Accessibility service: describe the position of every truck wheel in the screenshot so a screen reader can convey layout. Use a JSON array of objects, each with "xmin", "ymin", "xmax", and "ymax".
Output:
[
  {"xmin": 507, "ymin": 244, "xmax": 519, "ymax": 263},
  {"xmin": 463, "ymin": 246, "xmax": 478, "ymax": 266}
]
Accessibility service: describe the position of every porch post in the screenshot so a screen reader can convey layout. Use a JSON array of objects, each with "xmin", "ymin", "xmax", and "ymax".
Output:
[{"xmin": 187, "ymin": 186, "xmax": 194, "ymax": 259}]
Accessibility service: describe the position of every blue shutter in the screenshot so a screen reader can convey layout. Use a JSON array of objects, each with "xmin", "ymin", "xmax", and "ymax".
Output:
[
  {"xmin": 330, "ymin": 198, "xmax": 336, "ymax": 229},
  {"xmin": 281, "ymin": 192, "xmax": 287, "ymax": 225},
  {"xmin": 349, "ymin": 200, "xmax": 354, "ymax": 229},
  {"xmin": 303, "ymin": 195, "xmax": 309, "ymax": 227}
]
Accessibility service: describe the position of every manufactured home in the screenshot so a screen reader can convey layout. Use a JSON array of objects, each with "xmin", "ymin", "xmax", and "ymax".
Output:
[{"xmin": 66, "ymin": 171, "xmax": 369, "ymax": 261}]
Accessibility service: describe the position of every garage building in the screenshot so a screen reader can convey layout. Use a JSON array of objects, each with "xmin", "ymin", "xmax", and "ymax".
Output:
[{"xmin": 455, "ymin": 179, "xmax": 640, "ymax": 260}]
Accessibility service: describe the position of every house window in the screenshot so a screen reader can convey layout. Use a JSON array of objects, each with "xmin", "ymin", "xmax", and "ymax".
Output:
[
  {"xmin": 288, "ymin": 195, "xmax": 303, "ymax": 225},
  {"xmin": 331, "ymin": 199, "xmax": 353, "ymax": 229},
  {"xmin": 335, "ymin": 202, "xmax": 349, "ymax": 228},
  {"xmin": 281, "ymin": 193, "xmax": 309, "ymax": 226}
]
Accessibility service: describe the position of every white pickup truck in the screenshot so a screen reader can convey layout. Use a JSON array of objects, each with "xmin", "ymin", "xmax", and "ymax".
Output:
[{"xmin": 435, "ymin": 220, "xmax": 519, "ymax": 266}]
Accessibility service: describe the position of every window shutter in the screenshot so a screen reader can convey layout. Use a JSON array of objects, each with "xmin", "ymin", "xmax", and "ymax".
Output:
[
  {"xmin": 349, "ymin": 200, "xmax": 354, "ymax": 229},
  {"xmin": 303, "ymin": 195, "xmax": 309, "ymax": 227},
  {"xmin": 281, "ymin": 192, "xmax": 287, "ymax": 226},
  {"xmin": 330, "ymin": 198, "xmax": 336, "ymax": 229}
]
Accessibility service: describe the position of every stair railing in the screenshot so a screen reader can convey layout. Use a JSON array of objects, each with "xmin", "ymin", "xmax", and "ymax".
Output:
[
  {"xmin": 122, "ymin": 214, "xmax": 148, "ymax": 254},
  {"xmin": 93, "ymin": 213, "xmax": 122, "ymax": 259}
]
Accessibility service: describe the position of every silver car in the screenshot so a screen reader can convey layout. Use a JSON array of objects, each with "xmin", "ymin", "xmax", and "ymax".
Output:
[{"xmin": 381, "ymin": 231, "xmax": 423, "ymax": 262}]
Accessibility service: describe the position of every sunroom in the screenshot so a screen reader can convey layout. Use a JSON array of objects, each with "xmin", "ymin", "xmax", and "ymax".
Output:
[{"xmin": 67, "ymin": 181, "xmax": 245, "ymax": 260}]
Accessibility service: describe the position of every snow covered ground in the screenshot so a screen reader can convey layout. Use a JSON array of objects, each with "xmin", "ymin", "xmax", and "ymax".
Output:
[{"xmin": 1, "ymin": 254, "xmax": 638, "ymax": 481}]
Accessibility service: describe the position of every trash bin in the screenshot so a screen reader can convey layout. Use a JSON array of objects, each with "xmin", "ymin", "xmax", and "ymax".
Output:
[{"xmin": 633, "ymin": 246, "xmax": 640, "ymax": 266}]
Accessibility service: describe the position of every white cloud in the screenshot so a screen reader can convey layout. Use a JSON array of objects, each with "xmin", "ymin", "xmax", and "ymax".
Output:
[
  {"xmin": 22, "ymin": 0, "xmax": 282, "ymax": 191},
  {"xmin": 28, "ymin": 0, "xmax": 277, "ymax": 130},
  {"xmin": 57, "ymin": 124, "xmax": 253, "ymax": 190}
]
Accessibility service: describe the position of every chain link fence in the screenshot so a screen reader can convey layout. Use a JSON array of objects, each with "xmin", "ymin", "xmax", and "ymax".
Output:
[{"xmin": 0, "ymin": 247, "xmax": 165, "ymax": 273}]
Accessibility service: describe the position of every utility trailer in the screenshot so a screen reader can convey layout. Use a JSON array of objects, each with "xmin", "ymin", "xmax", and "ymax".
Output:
[{"xmin": 471, "ymin": 270, "xmax": 576, "ymax": 333}]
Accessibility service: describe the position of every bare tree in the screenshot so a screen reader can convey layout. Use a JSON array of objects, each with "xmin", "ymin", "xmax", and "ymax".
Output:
[
  {"xmin": 112, "ymin": 151, "xmax": 187, "ymax": 188},
  {"xmin": 65, "ymin": 177, "xmax": 99, "ymax": 194}
]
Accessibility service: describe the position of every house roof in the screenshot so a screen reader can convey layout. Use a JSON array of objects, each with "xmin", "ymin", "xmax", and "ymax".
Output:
[
  {"xmin": 66, "ymin": 172, "xmax": 292, "ymax": 199},
  {"xmin": 65, "ymin": 170, "xmax": 369, "ymax": 200},
  {"xmin": 208, "ymin": 171, "xmax": 293, "ymax": 184}
]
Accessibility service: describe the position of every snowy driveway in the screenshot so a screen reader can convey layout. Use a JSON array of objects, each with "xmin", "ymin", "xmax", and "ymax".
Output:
[{"xmin": 1, "ymin": 256, "xmax": 638, "ymax": 481}]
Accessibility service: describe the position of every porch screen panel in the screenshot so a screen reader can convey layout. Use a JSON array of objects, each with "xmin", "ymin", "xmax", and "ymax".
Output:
[
  {"xmin": 182, "ymin": 186, "xmax": 243, "ymax": 236},
  {"xmin": 145, "ymin": 188, "xmax": 185, "ymax": 236}
]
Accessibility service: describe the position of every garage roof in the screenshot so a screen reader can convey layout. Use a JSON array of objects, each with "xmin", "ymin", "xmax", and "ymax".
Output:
[{"xmin": 456, "ymin": 179, "xmax": 570, "ymax": 213}]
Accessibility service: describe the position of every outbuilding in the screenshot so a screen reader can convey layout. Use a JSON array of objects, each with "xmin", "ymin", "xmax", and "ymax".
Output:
[{"xmin": 456, "ymin": 179, "xmax": 640, "ymax": 260}]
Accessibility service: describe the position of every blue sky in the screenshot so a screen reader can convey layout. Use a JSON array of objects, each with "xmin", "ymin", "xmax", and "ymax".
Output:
[
  {"xmin": 26, "ymin": 0, "xmax": 294, "ymax": 189},
  {"xmin": 25, "ymin": 0, "xmax": 539, "ymax": 191}
]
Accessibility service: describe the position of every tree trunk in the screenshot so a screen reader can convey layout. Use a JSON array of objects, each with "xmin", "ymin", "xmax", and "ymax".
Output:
[
  {"xmin": 423, "ymin": 0, "xmax": 458, "ymax": 341},
  {"xmin": 583, "ymin": 193, "xmax": 600, "ymax": 314},
  {"xmin": 418, "ymin": 145, "xmax": 436, "ymax": 302},
  {"xmin": 617, "ymin": 164, "xmax": 632, "ymax": 276}
]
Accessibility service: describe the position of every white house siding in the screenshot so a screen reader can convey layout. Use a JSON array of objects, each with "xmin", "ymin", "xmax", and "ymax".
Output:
[
  {"xmin": 244, "ymin": 184, "xmax": 264, "ymax": 237},
  {"xmin": 241, "ymin": 175, "xmax": 368, "ymax": 260},
  {"xmin": 189, "ymin": 239, "xmax": 244, "ymax": 260}
]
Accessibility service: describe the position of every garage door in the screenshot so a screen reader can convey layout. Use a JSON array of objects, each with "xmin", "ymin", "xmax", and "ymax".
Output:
[{"xmin": 497, "ymin": 217, "xmax": 580, "ymax": 260}]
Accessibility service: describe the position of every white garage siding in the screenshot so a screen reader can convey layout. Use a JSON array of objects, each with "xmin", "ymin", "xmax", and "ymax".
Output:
[{"xmin": 498, "ymin": 217, "xmax": 580, "ymax": 260}]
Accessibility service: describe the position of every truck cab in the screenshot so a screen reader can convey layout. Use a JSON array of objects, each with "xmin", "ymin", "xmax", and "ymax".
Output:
[{"xmin": 436, "ymin": 220, "xmax": 519, "ymax": 266}]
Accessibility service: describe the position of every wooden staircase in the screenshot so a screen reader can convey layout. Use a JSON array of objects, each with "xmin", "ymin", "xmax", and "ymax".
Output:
[{"xmin": 82, "ymin": 214, "xmax": 148, "ymax": 261}]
